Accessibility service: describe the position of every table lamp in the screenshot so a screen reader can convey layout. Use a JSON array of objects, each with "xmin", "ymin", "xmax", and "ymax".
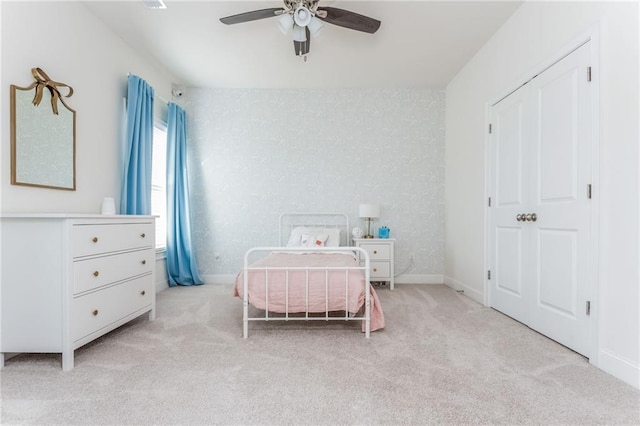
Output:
[{"xmin": 359, "ymin": 203, "xmax": 380, "ymax": 239}]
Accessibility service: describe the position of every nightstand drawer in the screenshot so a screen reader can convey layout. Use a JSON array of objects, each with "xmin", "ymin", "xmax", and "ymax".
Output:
[
  {"xmin": 370, "ymin": 261, "xmax": 390, "ymax": 278},
  {"xmin": 361, "ymin": 244, "xmax": 390, "ymax": 260},
  {"xmin": 353, "ymin": 238, "xmax": 395, "ymax": 290}
]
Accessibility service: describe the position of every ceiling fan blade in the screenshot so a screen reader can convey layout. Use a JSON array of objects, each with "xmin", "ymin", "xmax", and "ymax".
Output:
[
  {"xmin": 293, "ymin": 27, "xmax": 311, "ymax": 56},
  {"xmin": 220, "ymin": 8, "xmax": 283, "ymax": 25},
  {"xmin": 316, "ymin": 7, "xmax": 380, "ymax": 34}
]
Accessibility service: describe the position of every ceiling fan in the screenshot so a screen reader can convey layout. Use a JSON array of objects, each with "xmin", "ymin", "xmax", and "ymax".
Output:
[{"xmin": 219, "ymin": 0, "xmax": 381, "ymax": 59}]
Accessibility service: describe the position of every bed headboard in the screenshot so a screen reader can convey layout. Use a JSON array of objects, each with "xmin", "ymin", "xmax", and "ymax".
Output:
[{"xmin": 279, "ymin": 213, "xmax": 350, "ymax": 247}]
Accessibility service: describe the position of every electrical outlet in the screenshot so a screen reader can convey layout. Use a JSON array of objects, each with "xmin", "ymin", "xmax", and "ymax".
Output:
[{"xmin": 213, "ymin": 252, "xmax": 222, "ymax": 262}]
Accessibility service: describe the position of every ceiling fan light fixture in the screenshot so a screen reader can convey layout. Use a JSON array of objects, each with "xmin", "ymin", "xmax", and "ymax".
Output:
[
  {"xmin": 142, "ymin": 0, "xmax": 166, "ymax": 9},
  {"xmin": 292, "ymin": 24, "xmax": 307, "ymax": 42},
  {"xmin": 277, "ymin": 13, "xmax": 294, "ymax": 34},
  {"xmin": 307, "ymin": 16, "xmax": 324, "ymax": 36},
  {"xmin": 293, "ymin": 6, "xmax": 312, "ymax": 27}
]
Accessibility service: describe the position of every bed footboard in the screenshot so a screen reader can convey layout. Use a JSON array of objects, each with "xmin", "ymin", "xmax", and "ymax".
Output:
[{"xmin": 241, "ymin": 247, "xmax": 372, "ymax": 338}]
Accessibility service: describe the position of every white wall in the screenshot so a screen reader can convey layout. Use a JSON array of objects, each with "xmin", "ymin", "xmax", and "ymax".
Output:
[
  {"xmin": 185, "ymin": 88, "xmax": 446, "ymax": 283},
  {"xmin": 1, "ymin": 1, "xmax": 176, "ymax": 214},
  {"xmin": 445, "ymin": 1, "xmax": 639, "ymax": 388},
  {"xmin": 0, "ymin": 2, "xmax": 178, "ymax": 290}
]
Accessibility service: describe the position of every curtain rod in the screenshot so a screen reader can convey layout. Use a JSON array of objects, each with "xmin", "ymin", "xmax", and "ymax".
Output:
[{"xmin": 127, "ymin": 72, "xmax": 171, "ymax": 105}]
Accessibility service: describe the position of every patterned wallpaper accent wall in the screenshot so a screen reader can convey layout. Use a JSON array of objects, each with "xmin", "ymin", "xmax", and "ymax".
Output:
[{"xmin": 185, "ymin": 88, "xmax": 445, "ymax": 280}]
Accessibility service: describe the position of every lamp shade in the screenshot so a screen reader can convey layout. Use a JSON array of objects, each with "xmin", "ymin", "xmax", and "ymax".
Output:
[
  {"xmin": 307, "ymin": 16, "xmax": 324, "ymax": 36},
  {"xmin": 359, "ymin": 203, "xmax": 380, "ymax": 219},
  {"xmin": 277, "ymin": 13, "xmax": 294, "ymax": 34},
  {"xmin": 292, "ymin": 24, "xmax": 307, "ymax": 42},
  {"xmin": 293, "ymin": 5, "xmax": 312, "ymax": 27}
]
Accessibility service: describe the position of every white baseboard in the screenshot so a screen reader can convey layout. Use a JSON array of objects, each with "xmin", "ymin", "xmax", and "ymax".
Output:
[
  {"xmin": 597, "ymin": 349, "xmax": 640, "ymax": 389},
  {"xmin": 155, "ymin": 280, "xmax": 168, "ymax": 293},
  {"xmin": 443, "ymin": 275, "xmax": 484, "ymax": 305},
  {"xmin": 202, "ymin": 274, "xmax": 237, "ymax": 285},
  {"xmin": 395, "ymin": 274, "xmax": 443, "ymax": 284}
]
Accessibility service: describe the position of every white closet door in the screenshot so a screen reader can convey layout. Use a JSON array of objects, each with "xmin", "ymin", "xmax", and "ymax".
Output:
[
  {"xmin": 489, "ymin": 88, "xmax": 530, "ymax": 323},
  {"xmin": 489, "ymin": 41, "xmax": 593, "ymax": 357},
  {"xmin": 528, "ymin": 42, "xmax": 592, "ymax": 356}
]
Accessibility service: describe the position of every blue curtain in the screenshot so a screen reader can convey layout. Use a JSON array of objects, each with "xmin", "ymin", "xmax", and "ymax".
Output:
[
  {"xmin": 166, "ymin": 102, "xmax": 203, "ymax": 286},
  {"xmin": 121, "ymin": 75, "xmax": 154, "ymax": 215}
]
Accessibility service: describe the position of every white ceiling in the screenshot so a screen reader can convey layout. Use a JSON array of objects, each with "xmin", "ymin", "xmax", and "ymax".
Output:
[{"xmin": 83, "ymin": 0, "xmax": 522, "ymax": 89}]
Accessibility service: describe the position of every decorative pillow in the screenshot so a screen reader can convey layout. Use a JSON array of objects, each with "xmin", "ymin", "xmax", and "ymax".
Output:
[
  {"xmin": 300, "ymin": 233, "xmax": 312, "ymax": 246},
  {"xmin": 312, "ymin": 233, "xmax": 329, "ymax": 247},
  {"xmin": 286, "ymin": 226, "xmax": 341, "ymax": 247},
  {"xmin": 321, "ymin": 228, "xmax": 341, "ymax": 247},
  {"xmin": 286, "ymin": 227, "xmax": 309, "ymax": 247}
]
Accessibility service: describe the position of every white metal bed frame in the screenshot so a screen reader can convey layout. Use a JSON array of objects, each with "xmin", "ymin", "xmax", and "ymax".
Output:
[
  {"xmin": 241, "ymin": 213, "xmax": 372, "ymax": 338},
  {"xmin": 278, "ymin": 212, "xmax": 350, "ymax": 246}
]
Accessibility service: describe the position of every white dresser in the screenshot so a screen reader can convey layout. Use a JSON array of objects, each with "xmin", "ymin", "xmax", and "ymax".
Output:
[
  {"xmin": 353, "ymin": 238, "xmax": 396, "ymax": 290},
  {"xmin": 0, "ymin": 214, "xmax": 156, "ymax": 371}
]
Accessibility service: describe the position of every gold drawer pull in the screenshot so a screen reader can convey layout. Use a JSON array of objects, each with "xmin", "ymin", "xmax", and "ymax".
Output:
[
  {"xmin": 373, "ymin": 268, "xmax": 378, "ymax": 272},
  {"xmin": 141, "ymin": 260, "xmax": 147, "ymax": 265},
  {"xmin": 92, "ymin": 237, "xmax": 99, "ymax": 243},
  {"xmin": 140, "ymin": 290, "xmax": 146, "ymax": 296},
  {"xmin": 93, "ymin": 271, "xmax": 100, "ymax": 277},
  {"xmin": 92, "ymin": 309, "xmax": 99, "ymax": 316},
  {"xmin": 373, "ymin": 250, "xmax": 378, "ymax": 254},
  {"xmin": 140, "ymin": 233, "xmax": 146, "ymax": 238}
]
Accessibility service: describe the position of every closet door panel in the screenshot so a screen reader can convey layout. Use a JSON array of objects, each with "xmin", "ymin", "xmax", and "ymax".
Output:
[
  {"xmin": 495, "ymin": 228, "xmax": 524, "ymax": 296},
  {"xmin": 495, "ymin": 100, "xmax": 525, "ymax": 206},
  {"xmin": 489, "ymin": 90, "xmax": 530, "ymax": 323},
  {"xmin": 536, "ymin": 229, "xmax": 578, "ymax": 318},
  {"xmin": 537, "ymin": 67, "xmax": 579, "ymax": 203}
]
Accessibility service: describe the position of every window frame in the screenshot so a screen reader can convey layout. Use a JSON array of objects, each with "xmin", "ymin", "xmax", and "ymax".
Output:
[{"xmin": 151, "ymin": 119, "xmax": 167, "ymax": 254}]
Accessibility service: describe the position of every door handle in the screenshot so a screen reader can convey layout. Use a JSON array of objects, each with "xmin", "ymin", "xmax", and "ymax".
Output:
[{"xmin": 517, "ymin": 213, "xmax": 538, "ymax": 222}]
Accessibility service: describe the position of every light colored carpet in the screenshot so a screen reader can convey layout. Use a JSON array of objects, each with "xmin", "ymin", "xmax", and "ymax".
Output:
[{"xmin": 1, "ymin": 284, "xmax": 638, "ymax": 425}]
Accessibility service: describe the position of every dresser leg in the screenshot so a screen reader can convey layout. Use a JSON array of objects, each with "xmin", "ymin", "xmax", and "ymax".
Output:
[{"xmin": 0, "ymin": 353, "xmax": 5, "ymax": 369}]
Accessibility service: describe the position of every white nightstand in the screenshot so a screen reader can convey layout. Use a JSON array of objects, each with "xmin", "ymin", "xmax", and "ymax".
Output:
[{"xmin": 353, "ymin": 238, "xmax": 396, "ymax": 290}]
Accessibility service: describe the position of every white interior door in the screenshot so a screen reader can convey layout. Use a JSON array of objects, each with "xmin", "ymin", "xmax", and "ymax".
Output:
[
  {"xmin": 489, "ymin": 88, "xmax": 530, "ymax": 323},
  {"xmin": 489, "ymin": 41, "xmax": 593, "ymax": 357},
  {"xmin": 527, "ymin": 42, "xmax": 592, "ymax": 356}
]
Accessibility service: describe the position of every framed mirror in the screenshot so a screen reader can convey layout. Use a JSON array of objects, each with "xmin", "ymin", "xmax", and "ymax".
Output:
[{"xmin": 10, "ymin": 68, "xmax": 76, "ymax": 190}]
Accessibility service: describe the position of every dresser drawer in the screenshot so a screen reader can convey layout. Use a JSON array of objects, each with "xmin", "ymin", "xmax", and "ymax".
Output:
[
  {"xmin": 370, "ymin": 261, "xmax": 390, "ymax": 278},
  {"xmin": 360, "ymin": 244, "xmax": 390, "ymax": 260},
  {"xmin": 71, "ymin": 275, "xmax": 153, "ymax": 342},
  {"xmin": 73, "ymin": 249, "xmax": 154, "ymax": 295},
  {"xmin": 71, "ymin": 223, "xmax": 154, "ymax": 258}
]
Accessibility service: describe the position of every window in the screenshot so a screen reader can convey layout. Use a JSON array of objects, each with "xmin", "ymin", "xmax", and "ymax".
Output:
[{"xmin": 151, "ymin": 123, "xmax": 167, "ymax": 250}]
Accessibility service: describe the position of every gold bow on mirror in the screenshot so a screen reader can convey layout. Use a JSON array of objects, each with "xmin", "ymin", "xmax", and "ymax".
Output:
[{"xmin": 30, "ymin": 67, "xmax": 74, "ymax": 115}]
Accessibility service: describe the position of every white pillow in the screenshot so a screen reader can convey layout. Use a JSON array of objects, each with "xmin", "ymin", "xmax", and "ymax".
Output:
[
  {"xmin": 320, "ymin": 228, "xmax": 341, "ymax": 247},
  {"xmin": 286, "ymin": 227, "xmax": 341, "ymax": 247},
  {"xmin": 311, "ymin": 233, "xmax": 329, "ymax": 247},
  {"xmin": 304, "ymin": 227, "xmax": 340, "ymax": 247},
  {"xmin": 286, "ymin": 227, "xmax": 309, "ymax": 247}
]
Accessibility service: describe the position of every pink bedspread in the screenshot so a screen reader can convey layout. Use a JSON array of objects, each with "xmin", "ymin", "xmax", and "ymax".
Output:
[{"xmin": 234, "ymin": 252, "xmax": 385, "ymax": 332}]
